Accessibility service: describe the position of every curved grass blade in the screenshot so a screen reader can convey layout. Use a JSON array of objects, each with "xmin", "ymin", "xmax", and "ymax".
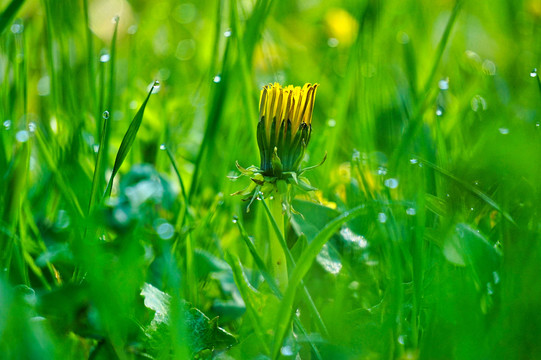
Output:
[
  {"xmin": 390, "ymin": 0, "xmax": 463, "ymax": 169},
  {"xmin": 419, "ymin": 158, "xmax": 516, "ymax": 225},
  {"xmin": 271, "ymin": 205, "xmax": 366, "ymax": 359},
  {"xmin": 225, "ymin": 253, "xmax": 271, "ymax": 355},
  {"xmin": 104, "ymin": 81, "xmax": 158, "ymax": 198},
  {"xmin": 0, "ymin": 0, "xmax": 25, "ymax": 35}
]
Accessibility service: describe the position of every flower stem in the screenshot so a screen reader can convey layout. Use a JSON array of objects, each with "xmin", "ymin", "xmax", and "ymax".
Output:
[{"xmin": 269, "ymin": 194, "xmax": 288, "ymax": 291}]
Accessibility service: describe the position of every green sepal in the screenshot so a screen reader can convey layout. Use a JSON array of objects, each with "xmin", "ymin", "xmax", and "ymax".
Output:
[
  {"xmin": 299, "ymin": 152, "xmax": 327, "ymax": 175},
  {"xmin": 296, "ymin": 176, "xmax": 318, "ymax": 191},
  {"xmin": 271, "ymin": 147, "xmax": 283, "ymax": 177}
]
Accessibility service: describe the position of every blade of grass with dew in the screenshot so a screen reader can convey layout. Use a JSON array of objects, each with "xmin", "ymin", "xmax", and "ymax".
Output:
[
  {"xmin": 104, "ymin": 81, "xmax": 158, "ymax": 198},
  {"xmin": 419, "ymin": 158, "xmax": 516, "ymax": 225},
  {"xmin": 100, "ymin": 16, "xmax": 120, "ymax": 193},
  {"xmin": 88, "ymin": 115, "xmax": 109, "ymax": 213},
  {"xmin": 0, "ymin": 0, "xmax": 25, "ymax": 35},
  {"xmin": 390, "ymin": 0, "xmax": 463, "ymax": 170},
  {"xmin": 324, "ymin": 3, "xmax": 368, "ymax": 174},
  {"xmin": 188, "ymin": 40, "xmax": 230, "ymax": 201},
  {"xmin": 189, "ymin": 0, "xmax": 274, "ymax": 201},
  {"xmin": 271, "ymin": 204, "xmax": 366, "ymax": 359},
  {"xmin": 164, "ymin": 146, "xmax": 190, "ymax": 223}
]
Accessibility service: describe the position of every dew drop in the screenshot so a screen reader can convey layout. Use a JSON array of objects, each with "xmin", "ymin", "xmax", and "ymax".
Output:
[
  {"xmin": 384, "ymin": 178, "xmax": 399, "ymax": 189},
  {"xmin": 102, "ymin": 110, "xmax": 110, "ymax": 120},
  {"xmin": 99, "ymin": 53, "xmax": 110, "ymax": 63},
  {"xmin": 160, "ymin": 144, "xmax": 166, "ymax": 150},
  {"xmin": 396, "ymin": 31, "xmax": 410, "ymax": 44},
  {"xmin": 498, "ymin": 127, "xmax": 509, "ymax": 135},
  {"xmin": 409, "ymin": 158, "xmax": 418, "ymax": 164},
  {"xmin": 93, "ymin": 144, "xmax": 100, "ymax": 153},
  {"xmin": 28, "ymin": 122, "xmax": 37, "ymax": 133},
  {"xmin": 16, "ymin": 130, "xmax": 29, "ymax": 143},
  {"xmin": 436, "ymin": 107, "xmax": 443, "ymax": 116},
  {"xmin": 438, "ymin": 79, "xmax": 449, "ymax": 90},
  {"xmin": 471, "ymin": 95, "xmax": 487, "ymax": 112},
  {"xmin": 3, "ymin": 120, "xmax": 11, "ymax": 130},
  {"xmin": 327, "ymin": 118, "xmax": 336, "ymax": 127},
  {"xmin": 127, "ymin": 25, "xmax": 138, "ymax": 34},
  {"xmin": 213, "ymin": 75, "xmax": 221, "ymax": 83},
  {"xmin": 152, "ymin": 81, "xmax": 161, "ymax": 93},
  {"xmin": 224, "ymin": 29, "xmax": 232, "ymax": 37},
  {"xmin": 377, "ymin": 167, "xmax": 387, "ymax": 175},
  {"xmin": 114, "ymin": 208, "xmax": 129, "ymax": 224},
  {"xmin": 112, "ymin": 15, "xmax": 120, "ymax": 24},
  {"xmin": 232, "ymin": 216, "xmax": 238, "ymax": 224},
  {"xmin": 327, "ymin": 37, "xmax": 339, "ymax": 47},
  {"xmin": 11, "ymin": 23, "xmax": 23, "ymax": 34},
  {"xmin": 156, "ymin": 222, "xmax": 175, "ymax": 240},
  {"xmin": 406, "ymin": 208, "xmax": 416, "ymax": 216},
  {"xmin": 482, "ymin": 60, "xmax": 496, "ymax": 75},
  {"xmin": 530, "ymin": 68, "xmax": 537, "ymax": 78},
  {"xmin": 378, "ymin": 212, "xmax": 387, "ymax": 223},
  {"xmin": 536, "ymin": 123, "xmax": 540, "ymax": 127},
  {"xmin": 281, "ymin": 346, "xmax": 294, "ymax": 356}
]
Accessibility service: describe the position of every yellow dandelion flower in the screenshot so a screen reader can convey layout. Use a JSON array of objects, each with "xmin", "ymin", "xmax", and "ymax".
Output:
[{"xmin": 257, "ymin": 83, "xmax": 319, "ymax": 176}]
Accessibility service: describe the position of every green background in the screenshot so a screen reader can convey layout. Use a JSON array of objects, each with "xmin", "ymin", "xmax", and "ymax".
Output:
[{"xmin": 1, "ymin": 0, "xmax": 540, "ymax": 358}]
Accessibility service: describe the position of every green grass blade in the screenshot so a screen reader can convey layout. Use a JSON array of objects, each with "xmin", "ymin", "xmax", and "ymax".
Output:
[
  {"xmin": 234, "ymin": 216, "xmax": 323, "ymax": 359},
  {"xmin": 88, "ymin": 116, "xmax": 109, "ymax": 213},
  {"xmin": 164, "ymin": 146, "xmax": 190, "ymax": 222},
  {"xmin": 235, "ymin": 215, "xmax": 281, "ymax": 296},
  {"xmin": 0, "ymin": 0, "xmax": 25, "ymax": 35},
  {"xmin": 419, "ymin": 158, "xmax": 516, "ymax": 225},
  {"xmin": 390, "ymin": 0, "xmax": 463, "ymax": 170},
  {"xmin": 82, "ymin": 0, "xmax": 96, "ymax": 115},
  {"xmin": 225, "ymin": 252, "xmax": 271, "ymax": 355},
  {"xmin": 261, "ymin": 198, "xmax": 329, "ymax": 336},
  {"xmin": 104, "ymin": 81, "xmax": 158, "ymax": 197},
  {"xmin": 99, "ymin": 16, "xmax": 119, "ymax": 189},
  {"xmin": 271, "ymin": 205, "xmax": 366, "ymax": 359}
]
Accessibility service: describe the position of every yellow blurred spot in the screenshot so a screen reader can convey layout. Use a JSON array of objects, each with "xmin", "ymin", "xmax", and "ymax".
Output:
[
  {"xmin": 89, "ymin": 0, "xmax": 135, "ymax": 42},
  {"xmin": 528, "ymin": 0, "xmax": 541, "ymax": 18},
  {"xmin": 314, "ymin": 190, "xmax": 337, "ymax": 209},
  {"xmin": 325, "ymin": 8, "xmax": 358, "ymax": 46}
]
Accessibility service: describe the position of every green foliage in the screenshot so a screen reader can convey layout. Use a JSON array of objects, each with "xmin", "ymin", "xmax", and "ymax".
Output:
[{"xmin": 1, "ymin": 0, "xmax": 541, "ymax": 359}]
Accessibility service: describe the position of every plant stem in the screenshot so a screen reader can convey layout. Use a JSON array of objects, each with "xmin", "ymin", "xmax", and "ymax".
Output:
[{"xmin": 269, "ymin": 194, "xmax": 288, "ymax": 291}]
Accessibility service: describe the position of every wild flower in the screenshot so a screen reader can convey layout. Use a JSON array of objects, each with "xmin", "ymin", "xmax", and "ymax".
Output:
[{"xmin": 231, "ymin": 83, "xmax": 325, "ymax": 211}]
